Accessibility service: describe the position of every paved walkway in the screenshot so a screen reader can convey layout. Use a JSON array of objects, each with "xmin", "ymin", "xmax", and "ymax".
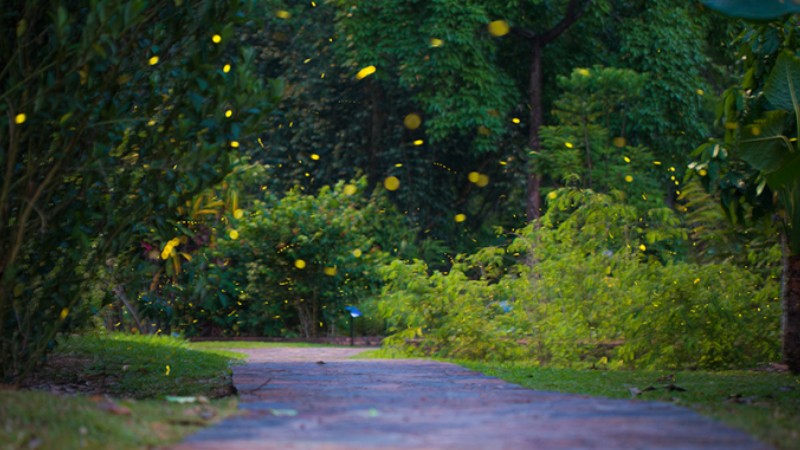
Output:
[{"xmin": 172, "ymin": 347, "xmax": 770, "ymax": 450}]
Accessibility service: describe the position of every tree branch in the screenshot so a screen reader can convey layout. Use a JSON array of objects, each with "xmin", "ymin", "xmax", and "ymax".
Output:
[{"xmin": 541, "ymin": 0, "xmax": 592, "ymax": 45}]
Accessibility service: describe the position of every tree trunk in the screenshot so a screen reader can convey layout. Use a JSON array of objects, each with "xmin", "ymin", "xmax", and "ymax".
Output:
[
  {"xmin": 783, "ymin": 252, "xmax": 800, "ymax": 373},
  {"xmin": 526, "ymin": 40, "xmax": 544, "ymax": 222}
]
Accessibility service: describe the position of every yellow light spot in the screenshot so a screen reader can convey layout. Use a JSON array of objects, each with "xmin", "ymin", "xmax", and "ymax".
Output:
[
  {"xmin": 724, "ymin": 122, "xmax": 738, "ymax": 130},
  {"xmin": 165, "ymin": 365, "xmax": 171, "ymax": 376},
  {"xmin": 613, "ymin": 137, "xmax": 626, "ymax": 147},
  {"xmin": 59, "ymin": 308, "xmax": 69, "ymax": 320},
  {"xmin": 276, "ymin": 10, "xmax": 291, "ymax": 19},
  {"xmin": 654, "ymin": 161, "xmax": 662, "ymax": 165},
  {"xmin": 468, "ymin": 172, "xmax": 480, "ymax": 183},
  {"xmin": 395, "ymin": 163, "xmax": 403, "ymax": 167},
  {"xmin": 223, "ymin": 63, "xmax": 231, "ymax": 73},
  {"xmin": 14, "ymin": 113, "xmax": 26, "ymax": 124},
  {"xmin": 547, "ymin": 191, "xmax": 558, "ymax": 200},
  {"xmin": 750, "ymin": 126, "xmax": 761, "ymax": 136},
  {"xmin": 234, "ymin": 209, "xmax": 244, "ymax": 219},
  {"xmin": 229, "ymin": 229, "xmax": 239, "ymax": 240},
  {"xmin": 384, "ymin": 176, "xmax": 400, "ymax": 191},
  {"xmin": 147, "ymin": 119, "xmax": 156, "ymax": 126},
  {"xmin": 356, "ymin": 65, "xmax": 376, "ymax": 80},
  {"xmin": 430, "ymin": 38, "xmax": 444, "ymax": 47},
  {"xmin": 148, "ymin": 56, "xmax": 159, "ymax": 65},
  {"xmin": 696, "ymin": 89, "xmax": 704, "ymax": 96},
  {"xmin": 577, "ymin": 68, "xmax": 590, "ymax": 77},
  {"xmin": 212, "ymin": 34, "xmax": 222, "ymax": 44},
  {"xmin": 639, "ymin": 244, "xmax": 647, "ymax": 252},
  {"xmin": 403, "ymin": 113, "xmax": 422, "ymax": 130},
  {"xmin": 324, "ymin": 266, "xmax": 337, "ymax": 276},
  {"xmin": 225, "ymin": 109, "xmax": 233, "ymax": 118},
  {"xmin": 344, "ymin": 184, "xmax": 357, "ymax": 195},
  {"xmin": 454, "ymin": 213, "xmax": 466, "ymax": 223},
  {"xmin": 258, "ymin": 138, "xmax": 264, "ymax": 148},
  {"xmin": 694, "ymin": 278, "xmax": 701, "ymax": 284},
  {"xmin": 488, "ymin": 20, "xmax": 510, "ymax": 37},
  {"xmin": 698, "ymin": 169, "xmax": 708, "ymax": 176},
  {"xmin": 230, "ymin": 141, "xmax": 240, "ymax": 148},
  {"xmin": 511, "ymin": 117, "xmax": 521, "ymax": 124},
  {"xmin": 476, "ymin": 174, "xmax": 490, "ymax": 187},
  {"xmin": 669, "ymin": 166, "xmax": 676, "ymax": 172},
  {"xmin": 623, "ymin": 156, "xmax": 631, "ymax": 163},
  {"xmin": 625, "ymin": 175, "xmax": 634, "ymax": 183},
  {"xmin": 295, "ymin": 259, "xmax": 306, "ymax": 269},
  {"xmin": 413, "ymin": 139, "xmax": 424, "ymax": 146},
  {"xmin": 310, "ymin": 153, "xmax": 320, "ymax": 161},
  {"xmin": 565, "ymin": 142, "xmax": 573, "ymax": 148},
  {"xmin": 311, "ymin": 1, "xmax": 316, "ymax": 6},
  {"xmin": 352, "ymin": 248, "xmax": 363, "ymax": 258}
]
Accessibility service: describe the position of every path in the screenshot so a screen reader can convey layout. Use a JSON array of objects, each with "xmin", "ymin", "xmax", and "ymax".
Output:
[{"xmin": 172, "ymin": 347, "xmax": 770, "ymax": 450}]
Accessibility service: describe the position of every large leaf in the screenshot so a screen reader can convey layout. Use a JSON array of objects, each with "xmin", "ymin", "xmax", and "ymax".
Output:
[
  {"xmin": 738, "ymin": 110, "xmax": 795, "ymax": 174},
  {"xmin": 763, "ymin": 50, "xmax": 800, "ymax": 113},
  {"xmin": 703, "ymin": 0, "xmax": 800, "ymax": 20}
]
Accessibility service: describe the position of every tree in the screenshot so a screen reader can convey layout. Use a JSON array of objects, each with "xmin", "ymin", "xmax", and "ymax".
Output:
[
  {"xmin": 695, "ymin": 1, "xmax": 800, "ymax": 373},
  {"xmin": 0, "ymin": 0, "xmax": 277, "ymax": 380}
]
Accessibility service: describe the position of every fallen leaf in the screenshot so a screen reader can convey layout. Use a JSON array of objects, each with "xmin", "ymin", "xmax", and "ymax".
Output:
[{"xmin": 98, "ymin": 401, "xmax": 132, "ymax": 416}]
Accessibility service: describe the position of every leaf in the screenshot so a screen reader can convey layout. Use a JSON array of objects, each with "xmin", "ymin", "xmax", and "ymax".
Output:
[
  {"xmin": 763, "ymin": 51, "xmax": 800, "ymax": 113},
  {"xmin": 703, "ymin": 0, "xmax": 800, "ymax": 20},
  {"xmin": 738, "ymin": 110, "xmax": 794, "ymax": 174}
]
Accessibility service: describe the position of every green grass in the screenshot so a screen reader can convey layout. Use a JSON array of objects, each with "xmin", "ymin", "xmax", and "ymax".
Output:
[
  {"xmin": 356, "ymin": 349, "xmax": 800, "ymax": 450},
  {"xmin": 461, "ymin": 361, "xmax": 800, "ymax": 450},
  {"xmin": 0, "ymin": 333, "xmax": 243, "ymax": 450}
]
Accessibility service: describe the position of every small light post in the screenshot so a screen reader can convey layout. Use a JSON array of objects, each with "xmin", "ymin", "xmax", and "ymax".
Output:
[{"xmin": 344, "ymin": 306, "xmax": 362, "ymax": 346}]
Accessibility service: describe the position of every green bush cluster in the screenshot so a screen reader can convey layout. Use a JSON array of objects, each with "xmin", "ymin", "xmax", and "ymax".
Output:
[
  {"xmin": 379, "ymin": 188, "xmax": 781, "ymax": 369},
  {"xmin": 174, "ymin": 178, "xmax": 408, "ymax": 338}
]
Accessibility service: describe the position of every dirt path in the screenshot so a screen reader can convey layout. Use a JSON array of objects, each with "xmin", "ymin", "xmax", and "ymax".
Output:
[{"xmin": 171, "ymin": 347, "xmax": 770, "ymax": 450}]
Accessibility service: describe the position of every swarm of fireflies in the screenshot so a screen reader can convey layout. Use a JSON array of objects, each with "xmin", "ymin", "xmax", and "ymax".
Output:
[
  {"xmin": 15, "ymin": 113, "xmax": 26, "ymax": 124},
  {"xmin": 413, "ymin": 139, "xmax": 424, "ymax": 146},
  {"xmin": 223, "ymin": 63, "xmax": 231, "ymax": 73},
  {"xmin": 454, "ymin": 214, "xmax": 466, "ymax": 223},
  {"xmin": 295, "ymin": 259, "xmax": 306, "ymax": 269},
  {"xmin": 468, "ymin": 172, "xmax": 480, "ymax": 183},
  {"xmin": 230, "ymin": 141, "xmax": 240, "ymax": 148},
  {"xmin": 212, "ymin": 34, "xmax": 222, "ymax": 44},
  {"xmin": 148, "ymin": 56, "xmax": 159, "ymax": 65},
  {"xmin": 625, "ymin": 175, "xmax": 634, "ymax": 183}
]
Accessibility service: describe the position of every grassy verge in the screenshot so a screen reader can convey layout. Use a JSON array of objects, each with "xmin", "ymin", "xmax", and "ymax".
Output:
[
  {"xmin": 1, "ymin": 333, "xmax": 243, "ymax": 450},
  {"xmin": 356, "ymin": 349, "xmax": 800, "ymax": 450},
  {"xmin": 463, "ymin": 362, "xmax": 800, "ymax": 450}
]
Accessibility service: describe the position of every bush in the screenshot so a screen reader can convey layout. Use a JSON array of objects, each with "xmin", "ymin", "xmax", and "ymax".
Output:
[{"xmin": 377, "ymin": 188, "xmax": 781, "ymax": 369}]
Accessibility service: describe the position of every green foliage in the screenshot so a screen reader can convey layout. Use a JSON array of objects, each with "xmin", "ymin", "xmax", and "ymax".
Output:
[
  {"xmin": 0, "ymin": 0, "xmax": 277, "ymax": 380},
  {"xmin": 177, "ymin": 178, "xmax": 409, "ymax": 338},
  {"xmin": 378, "ymin": 189, "xmax": 780, "ymax": 369},
  {"xmin": 618, "ymin": 262, "xmax": 780, "ymax": 369}
]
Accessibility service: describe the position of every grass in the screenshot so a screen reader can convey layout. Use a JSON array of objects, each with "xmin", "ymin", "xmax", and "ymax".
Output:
[
  {"xmin": 464, "ymin": 362, "xmax": 800, "ymax": 450},
  {"xmin": 356, "ymin": 348, "xmax": 800, "ymax": 450},
  {"xmin": 0, "ymin": 333, "xmax": 243, "ymax": 450}
]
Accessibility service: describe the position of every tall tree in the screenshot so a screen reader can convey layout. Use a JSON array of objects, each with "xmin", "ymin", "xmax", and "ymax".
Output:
[
  {"xmin": 695, "ymin": 1, "xmax": 800, "ymax": 373},
  {"xmin": 0, "ymin": 0, "xmax": 276, "ymax": 380}
]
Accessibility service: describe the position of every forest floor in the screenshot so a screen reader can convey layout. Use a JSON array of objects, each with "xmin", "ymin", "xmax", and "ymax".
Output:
[{"xmin": 171, "ymin": 347, "xmax": 771, "ymax": 450}]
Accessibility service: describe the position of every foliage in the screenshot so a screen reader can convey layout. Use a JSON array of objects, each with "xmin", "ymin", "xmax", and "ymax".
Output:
[
  {"xmin": 0, "ymin": 0, "xmax": 277, "ymax": 380},
  {"xmin": 378, "ymin": 188, "xmax": 780, "ymax": 369},
  {"xmin": 175, "ymin": 178, "xmax": 410, "ymax": 338}
]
